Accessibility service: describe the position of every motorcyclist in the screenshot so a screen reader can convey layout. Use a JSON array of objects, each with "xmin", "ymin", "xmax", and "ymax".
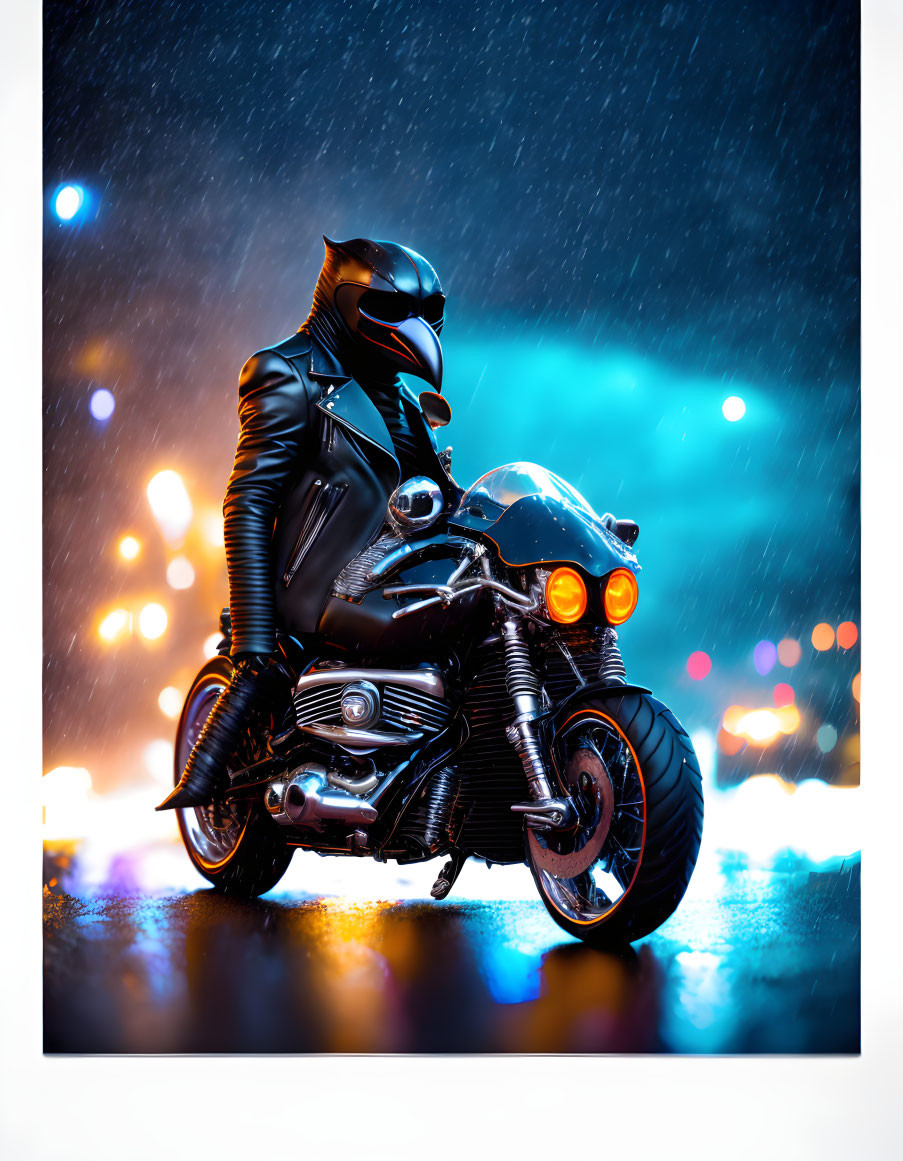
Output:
[{"xmin": 157, "ymin": 236, "xmax": 454, "ymax": 811}]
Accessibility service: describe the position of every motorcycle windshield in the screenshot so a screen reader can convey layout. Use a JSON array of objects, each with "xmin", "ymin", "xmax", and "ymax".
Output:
[{"xmin": 450, "ymin": 462, "xmax": 639, "ymax": 576}]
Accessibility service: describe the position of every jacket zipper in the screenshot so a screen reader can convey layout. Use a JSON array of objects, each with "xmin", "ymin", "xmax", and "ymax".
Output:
[{"xmin": 282, "ymin": 479, "xmax": 348, "ymax": 587}]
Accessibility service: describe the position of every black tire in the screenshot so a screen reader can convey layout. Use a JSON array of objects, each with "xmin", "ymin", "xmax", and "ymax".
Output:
[
  {"xmin": 526, "ymin": 691, "xmax": 703, "ymax": 945},
  {"xmin": 174, "ymin": 655, "xmax": 293, "ymax": 897}
]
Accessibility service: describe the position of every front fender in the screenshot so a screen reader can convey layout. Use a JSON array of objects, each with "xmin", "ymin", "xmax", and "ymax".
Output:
[{"xmin": 548, "ymin": 680, "xmax": 653, "ymax": 733}]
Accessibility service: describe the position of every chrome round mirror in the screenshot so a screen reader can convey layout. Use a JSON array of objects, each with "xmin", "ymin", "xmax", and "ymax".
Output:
[{"xmin": 387, "ymin": 476, "xmax": 444, "ymax": 532}]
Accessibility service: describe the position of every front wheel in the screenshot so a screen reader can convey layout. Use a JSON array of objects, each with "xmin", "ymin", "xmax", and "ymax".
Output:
[
  {"xmin": 173, "ymin": 655, "xmax": 293, "ymax": 897},
  {"xmin": 526, "ymin": 691, "xmax": 703, "ymax": 945}
]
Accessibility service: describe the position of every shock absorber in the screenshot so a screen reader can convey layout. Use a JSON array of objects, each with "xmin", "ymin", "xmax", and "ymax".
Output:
[
  {"xmin": 501, "ymin": 614, "xmax": 573, "ymax": 829},
  {"xmin": 598, "ymin": 627, "xmax": 627, "ymax": 684}
]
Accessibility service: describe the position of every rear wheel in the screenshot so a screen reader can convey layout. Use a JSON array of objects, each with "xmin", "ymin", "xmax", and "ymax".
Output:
[
  {"xmin": 526, "ymin": 691, "xmax": 703, "ymax": 944},
  {"xmin": 174, "ymin": 655, "xmax": 293, "ymax": 897}
]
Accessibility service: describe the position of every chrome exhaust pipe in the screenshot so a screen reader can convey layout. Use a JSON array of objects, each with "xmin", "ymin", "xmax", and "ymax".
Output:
[{"xmin": 266, "ymin": 763, "xmax": 378, "ymax": 831}]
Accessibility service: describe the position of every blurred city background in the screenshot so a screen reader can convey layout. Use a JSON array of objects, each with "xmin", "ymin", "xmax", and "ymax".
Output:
[{"xmin": 42, "ymin": 1, "xmax": 859, "ymax": 1052}]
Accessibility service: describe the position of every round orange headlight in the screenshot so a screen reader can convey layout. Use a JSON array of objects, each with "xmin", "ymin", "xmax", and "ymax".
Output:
[
  {"xmin": 603, "ymin": 568, "xmax": 639, "ymax": 625},
  {"xmin": 545, "ymin": 566, "xmax": 588, "ymax": 624}
]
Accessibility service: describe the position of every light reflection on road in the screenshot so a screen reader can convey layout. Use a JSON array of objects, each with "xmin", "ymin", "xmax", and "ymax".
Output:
[{"xmin": 43, "ymin": 836, "xmax": 859, "ymax": 1054}]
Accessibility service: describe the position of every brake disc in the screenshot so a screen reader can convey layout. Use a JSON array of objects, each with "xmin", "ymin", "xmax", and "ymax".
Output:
[{"xmin": 528, "ymin": 744, "xmax": 615, "ymax": 877}]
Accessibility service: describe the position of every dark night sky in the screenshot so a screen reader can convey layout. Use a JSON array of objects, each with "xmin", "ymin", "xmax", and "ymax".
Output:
[{"xmin": 43, "ymin": 0, "xmax": 859, "ymax": 786}]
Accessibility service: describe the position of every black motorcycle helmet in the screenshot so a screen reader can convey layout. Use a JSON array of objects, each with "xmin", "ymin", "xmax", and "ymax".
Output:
[{"xmin": 305, "ymin": 236, "xmax": 445, "ymax": 390}]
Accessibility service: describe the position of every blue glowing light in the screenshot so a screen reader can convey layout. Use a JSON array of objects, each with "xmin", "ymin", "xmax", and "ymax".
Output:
[
  {"xmin": 89, "ymin": 388, "xmax": 116, "ymax": 421},
  {"xmin": 54, "ymin": 184, "xmax": 85, "ymax": 221},
  {"xmin": 753, "ymin": 639, "xmax": 777, "ymax": 676}
]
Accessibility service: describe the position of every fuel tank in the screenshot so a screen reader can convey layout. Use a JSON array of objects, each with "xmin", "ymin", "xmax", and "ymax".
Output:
[{"xmin": 317, "ymin": 552, "xmax": 490, "ymax": 660}]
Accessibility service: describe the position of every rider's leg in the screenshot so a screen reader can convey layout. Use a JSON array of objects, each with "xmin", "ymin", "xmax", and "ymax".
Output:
[{"xmin": 155, "ymin": 654, "xmax": 281, "ymax": 811}]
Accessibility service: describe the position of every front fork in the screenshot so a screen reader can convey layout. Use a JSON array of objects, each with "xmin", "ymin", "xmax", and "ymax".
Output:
[{"xmin": 501, "ymin": 613, "xmax": 577, "ymax": 832}]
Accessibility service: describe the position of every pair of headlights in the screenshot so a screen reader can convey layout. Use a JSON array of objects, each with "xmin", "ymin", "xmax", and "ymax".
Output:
[{"xmin": 544, "ymin": 566, "xmax": 638, "ymax": 627}]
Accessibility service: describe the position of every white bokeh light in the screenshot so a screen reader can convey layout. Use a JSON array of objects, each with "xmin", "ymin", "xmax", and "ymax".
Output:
[
  {"xmin": 721, "ymin": 395, "xmax": 746, "ymax": 422},
  {"xmin": 166, "ymin": 556, "xmax": 195, "ymax": 590},
  {"xmin": 54, "ymin": 184, "xmax": 84, "ymax": 220},
  {"xmin": 138, "ymin": 603, "xmax": 168, "ymax": 640},
  {"xmin": 89, "ymin": 388, "xmax": 116, "ymax": 421},
  {"xmin": 146, "ymin": 470, "xmax": 194, "ymax": 544},
  {"xmin": 202, "ymin": 633, "xmax": 222, "ymax": 659},
  {"xmin": 158, "ymin": 687, "xmax": 183, "ymax": 719}
]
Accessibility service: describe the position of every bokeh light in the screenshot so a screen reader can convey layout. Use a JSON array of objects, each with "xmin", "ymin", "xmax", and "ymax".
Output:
[
  {"xmin": 98, "ymin": 608, "xmax": 130, "ymax": 643},
  {"xmin": 722, "ymin": 700, "xmax": 800, "ymax": 746},
  {"xmin": 721, "ymin": 395, "xmax": 746, "ymax": 422},
  {"xmin": 773, "ymin": 682, "xmax": 795, "ymax": 707},
  {"xmin": 775, "ymin": 703, "xmax": 800, "ymax": 735},
  {"xmin": 201, "ymin": 509, "xmax": 225, "ymax": 548},
  {"xmin": 753, "ymin": 639, "xmax": 777, "ymax": 676},
  {"xmin": 166, "ymin": 556, "xmax": 195, "ymax": 590},
  {"xmin": 89, "ymin": 388, "xmax": 116, "ymax": 421},
  {"xmin": 816, "ymin": 724, "xmax": 838, "ymax": 754},
  {"xmin": 157, "ymin": 687, "xmax": 183, "ymax": 719},
  {"xmin": 144, "ymin": 739, "xmax": 174, "ymax": 787},
  {"xmin": 138, "ymin": 603, "xmax": 168, "ymax": 640},
  {"xmin": 852, "ymin": 672, "xmax": 861, "ymax": 702},
  {"xmin": 202, "ymin": 633, "xmax": 222, "ymax": 659},
  {"xmin": 118, "ymin": 535, "xmax": 141, "ymax": 561},
  {"xmin": 716, "ymin": 728, "xmax": 745, "ymax": 756},
  {"xmin": 836, "ymin": 621, "xmax": 858, "ymax": 649},
  {"xmin": 54, "ymin": 183, "xmax": 84, "ymax": 220},
  {"xmin": 777, "ymin": 637, "xmax": 802, "ymax": 667},
  {"xmin": 43, "ymin": 765, "xmax": 94, "ymax": 842},
  {"xmin": 686, "ymin": 650, "xmax": 711, "ymax": 680},
  {"xmin": 736, "ymin": 708, "xmax": 781, "ymax": 745},
  {"xmin": 811, "ymin": 622, "xmax": 835, "ymax": 651},
  {"xmin": 147, "ymin": 470, "xmax": 193, "ymax": 544}
]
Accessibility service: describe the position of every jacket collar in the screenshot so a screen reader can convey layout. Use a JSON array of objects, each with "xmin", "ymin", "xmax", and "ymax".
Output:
[
  {"xmin": 306, "ymin": 331, "xmax": 352, "ymax": 386},
  {"xmin": 308, "ymin": 333, "xmax": 439, "ymax": 486},
  {"xmin": 315, "ymin": 377, "xmax": 400, "ymax": 472}
]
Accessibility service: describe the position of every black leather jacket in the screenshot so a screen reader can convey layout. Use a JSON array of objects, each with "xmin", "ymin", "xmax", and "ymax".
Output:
[{"xmin": 223, "ymin": 327, "xmax": 454, "ymax": 655}]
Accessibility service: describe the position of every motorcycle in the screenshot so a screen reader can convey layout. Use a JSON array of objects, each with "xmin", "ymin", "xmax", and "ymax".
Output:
[{"xmin": 172, "ymin": 462, "xmax": 703, "ymax": 945}]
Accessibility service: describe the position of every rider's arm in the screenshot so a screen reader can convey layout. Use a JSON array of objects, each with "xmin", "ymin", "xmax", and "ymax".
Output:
[{"xmin": 222, "ymin": 350, "xmax": 312, "ymax": 658}]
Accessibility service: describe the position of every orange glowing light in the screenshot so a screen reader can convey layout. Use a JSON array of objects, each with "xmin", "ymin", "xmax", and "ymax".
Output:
[
  {"xmin": 775, "ymin": 704, "xmax": 801, "ymax": 735},
  {"xmin": 811, "ymin": 623, "xmax": 835, "ymax": 652},
  {"xmin": 836, "ymin": 621, "xmax": 858, "ymax": 650},
  {"xmin": 602, "ymin": 568, "xmax": 638, "ymax": 626},
  {"xmin": 723, "ymin": 701, "xmax": 799, "ymax": 746},
  {"xmin": 98, "ymin": 608, "xmax": 131, "ymax": 642},
  {"xmin": 201, "ymin": 509, "xmax": 225, "ymax": 548},
  {"xmin": 545, "ymin": 567, "xmax": 587, "ymax": 624},
  {"xmin": 852, "ymin": 672, "xmax": 861, "ymax": 702},
  {"xmin": 717, "ymin": 728, "xmax": 745, "ymax": 756},
  {"xmin": 118, "ymin": 535, "xmax": 141, "ymax": 561},
  {"xmin": 722, "ymin": 705, "xmax": 747, "ymax": 735},
  {"xmin": 777, "ymin": 637, "xmax": 802, "ymax": 667},
  {"xmin": 737, "ymin": 709, "xmax": 781, "ymax": 745}
]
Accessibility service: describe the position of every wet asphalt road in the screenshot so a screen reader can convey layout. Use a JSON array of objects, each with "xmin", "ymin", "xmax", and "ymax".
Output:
[{"xmin": 42, "ymin": 851, "xmax": 859, "ymax": 1054}]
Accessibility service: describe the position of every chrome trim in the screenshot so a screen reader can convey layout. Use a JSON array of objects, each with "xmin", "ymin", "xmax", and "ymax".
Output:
[
  {"xmin": 340, "ymin": 680, "xmax": 381, "ymax": 727},
  {"xmin": 366, "ymin": 541, "xmax": 414, "ymax": 581},
  {"xmin": 278, "ymin": 763, "xmax": 379, "ymax": 830},
  {"xmin": 326, "ymin": 768, "xmax": 380, "ymax": 795},
  {"xmin": 299, "ymin": 722, "xmax": 425, "ymax": 747},
  {"xmin": 293, "ymin": 666, "xmax": 446, "ymax": 700},
  {"xmin": 382, "ymin": 582, "xmax": 455, "ymax": 601},
  {"xmin": 387, "ymin": 476, "xmax": 444, "ymax": 532},
  {"xmin": 391, "ymin": 595, "xmax": 446, "ymax": 620}
]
